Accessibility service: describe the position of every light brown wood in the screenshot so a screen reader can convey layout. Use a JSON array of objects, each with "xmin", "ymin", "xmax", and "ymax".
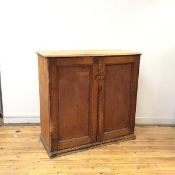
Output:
[
  {"xmin": 36, "ymin": 49, "xmax": 141, "ymax": 57},
  {"xmin": 38, "ymin": 56, "xmax": 50, "ymax": 148},
  {"xmin": 0, "ymin": 125, "xmax": 175, "ymax": 175}
]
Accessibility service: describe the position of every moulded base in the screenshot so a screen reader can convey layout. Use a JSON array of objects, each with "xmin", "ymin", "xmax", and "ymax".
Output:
[{"xmin": 40, "ymin": 133, "xmax": 136, "ymax": 158}]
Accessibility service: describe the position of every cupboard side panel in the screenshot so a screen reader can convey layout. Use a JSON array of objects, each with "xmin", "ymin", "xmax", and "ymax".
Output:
[
  {"xmin": 38, "ymin": 56, "xmax": 50, "ymax": 148},
  {"xmin": 129, "ymin": 56, "xmax": 140, "ymax": 133}
]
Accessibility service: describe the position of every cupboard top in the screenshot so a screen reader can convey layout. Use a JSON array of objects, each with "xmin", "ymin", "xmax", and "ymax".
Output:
[{"xmin": 37, "ymin": 50, "xmax": 141, "ymax": 58}]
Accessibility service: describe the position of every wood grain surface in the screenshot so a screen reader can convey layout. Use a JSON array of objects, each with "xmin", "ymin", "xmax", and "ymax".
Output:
[
  {"xmin": 0, "ymin": 125, "xmax": 175, "ymax": 175},
  {"xmin": 38, "ymin": 54, "xmax": 140, "ymax": 156},
  {"xmin": 37, "ymin": 50, "xmax": 141, "ymax": 58}
]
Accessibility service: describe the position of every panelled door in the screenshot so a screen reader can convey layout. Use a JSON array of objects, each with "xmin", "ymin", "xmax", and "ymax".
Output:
[
  {"xmin": 49, "ymin": 56, "xmax": 139, "ymax": 151},
  {"xmin": 97, "ymin": 55, "xmax": 140, "ymax": 142},
  {"xmin": 49, "ymin": 57, "xmax": 98, "ymax": 150}
]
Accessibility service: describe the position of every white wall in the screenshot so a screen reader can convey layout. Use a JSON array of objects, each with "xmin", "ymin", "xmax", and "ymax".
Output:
[{"xmin": 0, "ymin": 0, "xmax": 175, "ymax": 124}]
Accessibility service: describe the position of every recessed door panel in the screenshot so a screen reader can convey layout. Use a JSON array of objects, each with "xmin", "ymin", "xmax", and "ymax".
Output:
[
  {"xmin": 58, "ymin": 66, "xmax": 90, "ymax": 140},
  {"xmin": 104, "ymin": 64, "xmax": 131, "ymax": 132}
]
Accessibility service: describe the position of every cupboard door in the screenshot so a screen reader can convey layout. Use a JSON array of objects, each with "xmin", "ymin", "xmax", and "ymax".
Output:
[
  {"xmin": 98, "ymin": 56, "xmax": 140, "ymax": 141},
  {"xmin": 49, "ymin": 57, "xmax": 98, "ymax": 151}
]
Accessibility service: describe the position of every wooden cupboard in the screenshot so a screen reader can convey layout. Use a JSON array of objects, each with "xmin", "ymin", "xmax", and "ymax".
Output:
[{"xmin": 37, "ymin": 50, "xmax": 141, "ymax": 157}]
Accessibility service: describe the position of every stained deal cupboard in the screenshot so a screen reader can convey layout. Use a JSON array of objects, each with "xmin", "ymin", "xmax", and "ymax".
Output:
[{"xmin": 37, "ymin": 50, "xmax": 141, "ymax": 157}]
